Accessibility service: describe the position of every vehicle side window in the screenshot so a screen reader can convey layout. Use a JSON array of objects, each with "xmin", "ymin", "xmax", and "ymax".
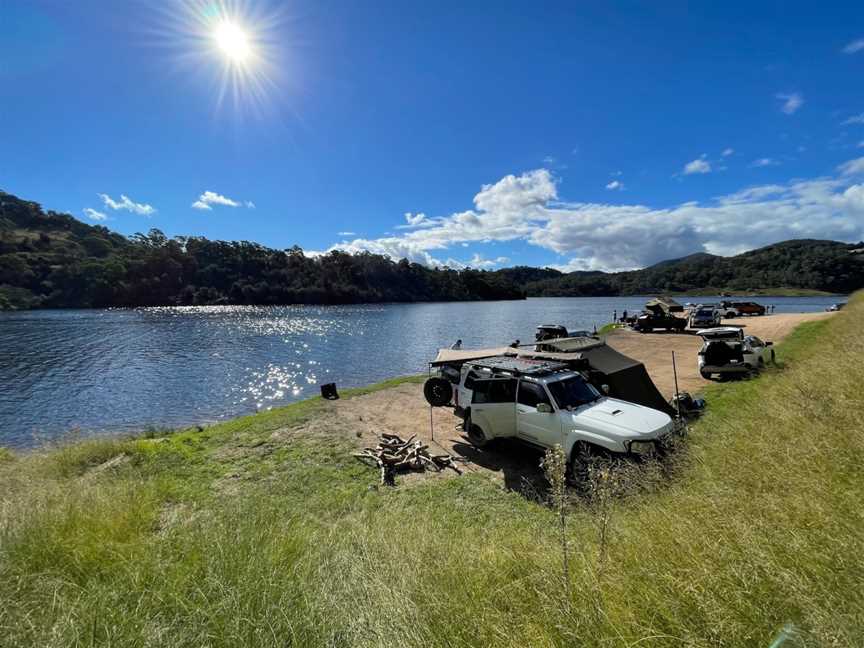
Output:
[
  {"xmin": 472, "ymin": 379, "xmax": 516, "ymax": 404},
  {"xmin": 489, "ymin": 379, "xmax": 516, "ymax": 403},
  {"xmin": 464, "ymin": 370, "xmax": 479, "ymax": 390},
  {"xmin": 517, "ymin": 381, "xmax": 551, "ymax": 408},
  {"xmin": 471, "ymin": 380, "xmax": 489, "ymax": 403}
]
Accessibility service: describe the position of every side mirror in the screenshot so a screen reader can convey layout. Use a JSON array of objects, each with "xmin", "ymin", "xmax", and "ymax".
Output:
[
  {"xmin": 601, "ymin": 384, "xmax": 610, "ymax": 395},
  {"xmin": 537, "ymin": 402, "xmax": 553, "ymax": 414}
]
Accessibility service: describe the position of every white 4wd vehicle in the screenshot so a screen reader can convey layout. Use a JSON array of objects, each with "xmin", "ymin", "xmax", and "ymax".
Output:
[
  {"xmin": 448, "ymin": 357, "xmax": 673, "ymax": 471},
  {"xmin": 697, "ymin": 327, "xmax": 774, "ymax": 379}
]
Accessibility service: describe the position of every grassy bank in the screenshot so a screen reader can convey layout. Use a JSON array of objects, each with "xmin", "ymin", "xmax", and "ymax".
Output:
[{"xmin": 1, "ymin": 302, "xmax": 862, "ymax": 647}]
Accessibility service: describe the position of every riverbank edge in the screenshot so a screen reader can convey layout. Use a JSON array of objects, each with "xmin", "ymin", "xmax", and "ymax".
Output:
[
  {"xmin": 0, "ymin": 286, "xmax": 845, "ymax": 312},
  {"xmin": 0, "ymin": 374, "xmax": 428, "ymax": 460}
]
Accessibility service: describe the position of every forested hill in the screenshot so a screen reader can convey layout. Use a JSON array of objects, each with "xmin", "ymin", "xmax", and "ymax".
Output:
[
  {"xmin": 517, "ymin": 240, "xmax": 864, "ymax": 296},
  {"xmin": 0, "ymin": 191, "xmax": 524, "ymax": 309},
  {"xmin": 1, "ymin": 189, "xmax": 862, "ymax": 310}
]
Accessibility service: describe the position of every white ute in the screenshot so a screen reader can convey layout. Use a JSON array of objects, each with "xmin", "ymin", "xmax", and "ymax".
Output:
[{"xmin": 449, "ymin": 357, "xmax": 673, "ymax": 469}]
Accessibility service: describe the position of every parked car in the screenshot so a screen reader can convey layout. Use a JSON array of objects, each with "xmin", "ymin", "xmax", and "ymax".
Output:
[
  {"xmin": 826, "ymin": 303, "xmax": 846, "ymax": 312},
  {"xmin": 689, "ymin": 307, "xmax": 721, "ymax": 329},
  {"xmin": 632, "ymin": 311, "xmax": 687, "ymax": 333},
  {"xmin": 718, "ymin": 301, "xmax": 740, "ymax": 318},
  {"xmin": 731, "ymin": 301, "xmax": 766, "ymax": 316},
  {"xmin": 697, "ymin": 327, "xmax": 774, "ymax": 379},
  {"xmin": 433, "ymin": 356, "xmax": 674, "ymax": 477}
]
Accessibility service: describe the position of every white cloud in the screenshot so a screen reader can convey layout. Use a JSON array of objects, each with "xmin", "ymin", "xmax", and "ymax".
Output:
[
  {"xmin": 842, "ymin": 113, "xmax": 864, "ymax": 125},
  {"xmin": 464, "ymin": 254, "xmax": 510, "ymax": 269},
  {"xmin": 838, "ymin": 157, "xmax": 864, "ymax": 175},
  {"xmin": 98, "ymin": 193, "xmax": 155, "ymax": 216},
  {"xmin": 401, "ymin": 212, "xmax": 429, "ymax": 228},
  {"xmin": 777, "ymin": 92, "xmax": 803, "ymax": 115},
  {"xmin": 245, "ymin": 201, "xmax": 255, "ymax": 209},
  {"xmin": 337, "ymin": 231, "xmax": 356, "ymax": 237},
  {"xmin": 843, "ymin": 38, "xmax": 864, "ymax": 54},
  {"xmin": 321, "ymin": 161, "xmax": 864, "ymax": 272},
  {"xmin": 683, "ymin": 156, "xmax": 711, "ymax": 175},
  {"xmin": 191, "ymin": 191, "xmax": 244, "ymax": 211},
  {"xmin": 83, "ymin": 208, "xmax": 108, "ymax": 221},
  {"xmin": 722, "ymin": 148, "xmax": 735, "ymax": 157},
  {"xmin": 751, "ymin": 157, "xmax": 780, "ymax": 168},
  {"xmin": 605, "ymin": 180, "xmax": 624, "ymax": 191}
]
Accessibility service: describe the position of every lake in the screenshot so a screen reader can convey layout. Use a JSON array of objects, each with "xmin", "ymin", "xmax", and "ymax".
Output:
[{"xmin": 0, "ymin": 295, "xmax": 843, "ymax": 448}]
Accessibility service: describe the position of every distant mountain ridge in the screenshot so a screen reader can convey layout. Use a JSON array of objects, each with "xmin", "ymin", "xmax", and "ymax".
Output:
[
  {"xmin": 518, "ymin": 240, "xmax": 863, "ymax": 297},
  {"xmin": 1, "ymin": 189, "xmax": 861, "ymax": 309}
]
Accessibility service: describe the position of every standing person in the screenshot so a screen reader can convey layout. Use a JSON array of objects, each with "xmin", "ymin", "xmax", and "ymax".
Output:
[
  {"xmin": 509, "ymin": 339, "xmax": 521, "ymax": 348},
  {"xmin": 622, "ymin": 309, "xmax": 628, "ymax": 323},
  {"xmin": 450, "ymin": 339, "xmax": 462, "ymax": 350},
  {"xmin": 613, "ymin": 309, "xmax": 617, "ymax": 323}
]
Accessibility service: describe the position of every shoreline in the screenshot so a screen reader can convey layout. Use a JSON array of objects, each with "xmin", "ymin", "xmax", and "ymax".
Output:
[
  {"xmin": 0, "ymin": 289, "xmax": 847, "ymax": 313},
  {"xmin": 0, "ymin": 310, "xmax": 837, "ymax": 453}
]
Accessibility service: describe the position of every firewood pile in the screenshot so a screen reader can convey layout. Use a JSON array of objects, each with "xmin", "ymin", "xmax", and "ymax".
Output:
[{"xmin": 353, "ymin": 433, "xmax": 462, "ymax": 485}]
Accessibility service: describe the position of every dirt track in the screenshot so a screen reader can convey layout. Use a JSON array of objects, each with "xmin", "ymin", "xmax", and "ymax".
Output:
[{"xmin": 605, "ymin": 312, "xmax": 834, "ymax": 398}]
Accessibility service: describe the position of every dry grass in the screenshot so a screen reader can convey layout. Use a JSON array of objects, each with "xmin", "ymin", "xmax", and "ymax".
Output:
[{"xmin": 0, "ymin": 299, "xmax": 862, "ymax": 646}]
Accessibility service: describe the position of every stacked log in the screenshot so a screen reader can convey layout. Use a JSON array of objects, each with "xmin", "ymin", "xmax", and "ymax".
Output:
[{"xmin": 353, "ymin": 433, "xmax": 462, "ymax": 485}]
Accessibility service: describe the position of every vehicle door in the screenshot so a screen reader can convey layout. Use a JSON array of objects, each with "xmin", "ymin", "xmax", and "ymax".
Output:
[
  {"xmin": 516, "ymin": 380, "xmax": 562, "ymax": 448},
  {"xmin": 470, "ymin": 378, "xmax": 516, "ymax": 439}
]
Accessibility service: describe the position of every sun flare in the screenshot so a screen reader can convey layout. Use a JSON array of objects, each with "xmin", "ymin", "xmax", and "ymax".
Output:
[{"xmin": 213, "ymin": 20, "xmax": 252, "ymax": 63}]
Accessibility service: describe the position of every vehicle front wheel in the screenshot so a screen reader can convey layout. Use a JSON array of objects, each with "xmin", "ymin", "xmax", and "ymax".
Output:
[
  {"xmin": 700, "ymin": 370, "xmax": 712, "ymax": 379},
  {"xmin": 566, "ymin": 443, "xmax": 592, "ymax": 490}
]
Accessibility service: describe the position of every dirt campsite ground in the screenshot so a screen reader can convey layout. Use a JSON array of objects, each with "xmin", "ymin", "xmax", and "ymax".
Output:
[
  {"xmin": 605, "ymin": 311, "xmax": 835, "ymax": 398},
  {"xmin": 285, "ymin": 311, "xmax": 833, "ymax": 489}
]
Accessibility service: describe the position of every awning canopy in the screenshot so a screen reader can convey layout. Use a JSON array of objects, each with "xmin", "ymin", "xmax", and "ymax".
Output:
[{"xmin": 431, "ymin": 347, "xmax": 514, "ymax": 366}]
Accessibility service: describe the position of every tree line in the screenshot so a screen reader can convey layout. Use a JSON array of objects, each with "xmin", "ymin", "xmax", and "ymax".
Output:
[
  {"xmin": 0, "ymin": 191, "xmax": 524, "ymax": 309},
  {"xmin": 1, "ymin": 189, "xmax": 862, "ymax": 310}
]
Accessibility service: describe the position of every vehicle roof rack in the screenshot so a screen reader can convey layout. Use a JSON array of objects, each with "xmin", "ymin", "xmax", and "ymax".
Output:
[{"xmin": 468, "ymin": 355, "xmax": 569, "ymax": 376}]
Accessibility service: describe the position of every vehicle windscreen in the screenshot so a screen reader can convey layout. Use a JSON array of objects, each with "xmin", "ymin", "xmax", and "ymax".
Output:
[
  {"xmin": 547, "ymin": 376, "xmax": 600, "ymax": 410},
  {"xmin": 696, "ymin": 309, "xmax": 713, "ymax": 317}
]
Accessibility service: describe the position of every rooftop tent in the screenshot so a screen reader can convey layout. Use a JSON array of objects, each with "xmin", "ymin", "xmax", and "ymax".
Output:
[
  {"xmin": 645, "ymin": 296, "xmax": 684, "ymax": 313},
  {"xmin": 517, "ymin": 342, "xmax": 676, "ymax": 417}
]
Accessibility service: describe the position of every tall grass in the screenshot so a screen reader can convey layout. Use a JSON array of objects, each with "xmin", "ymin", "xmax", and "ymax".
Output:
[{"xmin": 1, "ymin": 304, "xmax": 862, "ymax": 646}]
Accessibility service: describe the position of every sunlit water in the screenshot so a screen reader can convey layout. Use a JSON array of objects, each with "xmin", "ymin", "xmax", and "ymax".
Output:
[{"xmin": 0, "ymin": 295, "xmax": 843, "ymax": 448}]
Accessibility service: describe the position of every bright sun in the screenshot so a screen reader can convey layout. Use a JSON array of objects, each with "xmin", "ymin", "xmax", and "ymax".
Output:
[{"xmin": 213, "ymin": 20, "xmax": 251, "ymax": 63}]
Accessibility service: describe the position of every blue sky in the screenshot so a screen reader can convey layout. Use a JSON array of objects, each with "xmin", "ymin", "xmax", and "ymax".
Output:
[{"xmin": 2, "ymin": 0, "xmax": 864, "ymax": 271}]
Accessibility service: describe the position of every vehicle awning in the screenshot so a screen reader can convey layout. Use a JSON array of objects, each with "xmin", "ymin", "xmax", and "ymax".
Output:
[{"xmin": 431, "ymin": 347, "xmax": 514, "ymax": 366}]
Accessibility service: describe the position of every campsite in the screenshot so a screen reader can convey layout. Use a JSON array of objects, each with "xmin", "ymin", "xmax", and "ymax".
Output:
[{"xmin": 320, "ymin": 309, "xmax": 833, "ymax": 489}]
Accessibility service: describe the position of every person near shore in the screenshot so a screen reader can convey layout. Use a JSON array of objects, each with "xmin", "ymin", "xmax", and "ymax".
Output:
[
  {"xmin": 450, "ymin": 339, "xmax": 462, "ymax": 350},
  {"xmin": 622, "ymin": 309, "xmax": 628, "ymax": 322},
  {"xmin": 509, "ymin": 339, "xmax": 521, "ymax": 348},
  {"xmin": 613, "ymin": 309, "xmax": 617, "ymax": 323}
]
